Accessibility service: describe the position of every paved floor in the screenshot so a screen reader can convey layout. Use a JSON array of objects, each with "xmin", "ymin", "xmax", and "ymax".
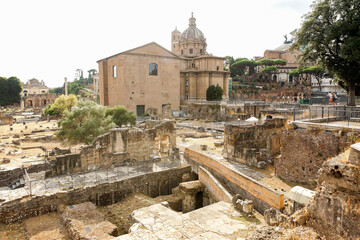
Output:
[{"xmin": 116, "ymin": 201, "xmax": 260, "ymax": 239}]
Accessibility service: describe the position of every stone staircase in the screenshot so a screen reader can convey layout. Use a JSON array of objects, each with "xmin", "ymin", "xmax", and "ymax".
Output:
[{"xmin": 9, "ymin": 177, "xmax": 25, "ymax": 190}]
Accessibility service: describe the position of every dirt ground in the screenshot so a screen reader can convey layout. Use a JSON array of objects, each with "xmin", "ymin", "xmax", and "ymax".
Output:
[
  {"xmin": 0, "ymin": 212, "xmax": 70, "ymax": 240},
  {"xmin": 0, "ymin": 120, "xmax": 83, "ymax": 170}
]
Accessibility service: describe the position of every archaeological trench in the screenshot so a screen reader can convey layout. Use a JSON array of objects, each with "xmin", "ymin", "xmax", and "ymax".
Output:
[{"xmin": 0, "ymin": 103, "xmax": 360, "ymax": 239}]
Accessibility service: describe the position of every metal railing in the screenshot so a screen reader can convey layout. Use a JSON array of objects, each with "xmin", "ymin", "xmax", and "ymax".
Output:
[
  {"xmin": 291, "ymin": 106, "xmax": 360, "ymax": 127},
  {"xmin": 20, "ymin": 157, "xmax": 187, "ymax": 199}
]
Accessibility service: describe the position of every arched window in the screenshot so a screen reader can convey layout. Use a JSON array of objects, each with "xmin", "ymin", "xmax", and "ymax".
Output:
[
  {"xmin": 149, "ymin": 63, "xmax": 158, "ymax": 76},
  {"xmin": 23, "ymin": 90, "xmax": 28, "ymax": 97},
  {"xmin": 113, "ymin": 65, "xmax": 117, "ymax": 78},
  {"xmin": 41, "ymin": 90, "xmax": 46, "ymax": 94}
]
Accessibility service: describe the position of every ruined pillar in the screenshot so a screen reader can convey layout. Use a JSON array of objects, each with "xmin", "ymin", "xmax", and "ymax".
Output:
[
  {"xmin": 64, "ymin": 77, "xmax": 68, "ymax": 96},
  {"xmin": 179, "ymin": 180, "xmax": 203, "ymax": 213}
]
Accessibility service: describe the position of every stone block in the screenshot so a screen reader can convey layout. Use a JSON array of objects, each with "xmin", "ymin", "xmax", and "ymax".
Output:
[{"xmin": 264, "ymin": 207, "xmax": 288, "ymax": 226}]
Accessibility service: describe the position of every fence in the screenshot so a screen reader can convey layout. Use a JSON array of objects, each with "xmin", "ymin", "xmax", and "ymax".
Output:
[
  {"xmin": 292, "ymin": 106, "xmax": 360, "ymax": 127},
  {"xmin": 21, "ymin": 157, "xmax": 187, "ymax": 199}
]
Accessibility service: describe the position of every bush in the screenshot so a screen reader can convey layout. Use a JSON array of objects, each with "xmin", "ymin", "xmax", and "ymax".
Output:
[
  {"xmin": 56, "ymin": 101, "xmax": 115, "ymax": 144},
  {"xmin": 206, "ymin": 84, "xmax": 224, "ymax": 101},
  {"xmin": 45, "ymin": 94, "xmax": 77, "ymax": 115},
  {"xmin": 105, "ymin": 105, "xmax": 136, "ymax": 127}
]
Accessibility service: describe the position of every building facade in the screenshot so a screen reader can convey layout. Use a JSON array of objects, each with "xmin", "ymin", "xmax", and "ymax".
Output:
[
  {"xmin": 97, "ymin": 42, "xmax": 181, "ymax": 116},
  {"xmin": 172, "ymin": 13, "xmax": 230, "ymax": 103},
  {"xmin": 22, "ymin": 78, "xmax": 49, "ymax": 97},
  {"xmin": 21, "ymin": 79, "xmax": 57, "ymax": 108},
  {"xmin": 97, "ymin": 14, "xmax": 230, "ymax": 116},
  {"xmin": 255, "ymin": 43, "xmax": 301, "ymax": 83}
]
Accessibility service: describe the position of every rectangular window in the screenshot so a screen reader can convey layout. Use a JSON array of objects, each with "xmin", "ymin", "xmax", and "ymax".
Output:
[
  {"xmin": 149, "ymin": 63, "xmax": 158, "ymax": 76},
  {"xmin": 112, "ymin": 65, "xmax": 117, "ymax": 78},
  {"xmin": 189, "ymin": 49, "xmax": 193, "ymax": 54},
  {"xmin": 200, "ymin": 49, "xmax": 202, "ymax": 54},
  {"xmin": 181, "ymin": 50, "xmax": 184, "ymax": 55},
  {"xmin": 186, "ymin": 80, "xmax": 189, "ymax": 88},
  {"xmin": 136, "ymin": 105, "xmax": 145, "ymax": 116}
]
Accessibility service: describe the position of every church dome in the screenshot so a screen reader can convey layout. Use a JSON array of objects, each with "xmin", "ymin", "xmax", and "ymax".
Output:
[{"xmin": 180, "ymin": 13, "xmax": 205, "ymax": 41}]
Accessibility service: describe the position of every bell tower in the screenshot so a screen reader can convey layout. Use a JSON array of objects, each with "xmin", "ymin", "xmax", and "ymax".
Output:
[{"xmin": 171, "ymin": 27, "xmax": 181, "ymax": 55}]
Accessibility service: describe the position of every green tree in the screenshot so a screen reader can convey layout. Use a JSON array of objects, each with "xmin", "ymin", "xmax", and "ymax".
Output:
[
  {"xmin": 0, "ymin": 77, "xmax": 9, "ymax": 106},
  {"xmin": 68, "ymin": 80, "xmax": 82, "ymax": 95},
  {"xmin": 206, "ymin": 84, "xmax": 223, "ymax": 101},
  {"xmin": 256, "ymin": 59, "xmax": 286, "ymax": 66},
  {"xmin": 0, "ymin": 76, "xmax": 22, "ymax": 106},
  {"xmin": 301, "ymin": 66, "xmax": 325, "ymax": 91},
  {"xmin": 56, "ymin": 101, "xmax": 116, "ymax": 144},
  {"xmin": 261, "ymin": 66, "xmax": 278, "ymax": 80},
  {"xmin": 7, "ymin": 77, "xmax": 22, "ymax": 103},
  {"xmin": 224, "ymin": 56, "xmax": 236, "ymax": 77},
  {"xmin": 289, "ymin": 68, "xmax": 301, "ymax": 84},
  {"xmin": 231, "ymin": 59, "xmax": 257, "ymax": 76},
  {"xmin": 291, "ymin": 0, "xmax": 360, "ymax": 106},
  {"xmin": 105, "ymin": 105, "xmax": 136, "ymax": 127},
  {"xmin": 45, "ymin": 94, "xmax": 77, "ymax": 115},
  {"xmin": 49, "ymin": 87, "xmax": 64, "ymax": 94}
]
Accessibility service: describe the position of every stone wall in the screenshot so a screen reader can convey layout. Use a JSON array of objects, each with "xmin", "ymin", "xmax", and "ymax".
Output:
[
  {"xmin": 23, "ymin": 93, "xmax": 57, "ymax": 108},
  {"xmin": 0, "ymin": 166, "xmax": 191, "ymax": 224},
  {"xmin": 0, "ymin": 116, "xmax": 14, "ymax": 125},
  {"xmin": 275, "ymin": 128, "xmax": 349, "ymax": 184},
  {"xmin": 305, "ymin": 143, "xmax": 360, "ymax": 239},
  {"xmin": 186, "ymin": 102, "xmax": 269, "ymax": 121},
  {"xmin": 184, "ymin": 148, "xmax": 284, "ymax": 213},
  {"xmin": 46, "ymin": 120, "xmax": 176, "ymax": 177},
  {"xmin": 198, "ymin": 166, "xmax": 232, "ymax": 203},
  {"xmin": 223, "ymin": 118, "xmax": 286, "ymax": 167}
]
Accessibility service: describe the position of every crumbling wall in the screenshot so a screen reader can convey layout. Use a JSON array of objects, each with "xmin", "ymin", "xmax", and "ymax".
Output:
[
  {"xmin": 223, "ymin": 118, "xmax": 286, "ymax": 167},
  {"xmin": 275, "ymin": 128, "xmax": 349, "ymax": 184},
  {"xmin": 0, "ymin": 116, "xmax": 14, "ymax": 125},
  {"xmin": 305, "ymin": 143, "xmax": 360, "ymax": 239},
  {"xmin": 46, "ymin": 120, "xmax": 176, "ymax": 177},
  {"xmin": 0, "ymin": 166, "xmax": 191, "ymax": 224},
  {"xmin": 184, "ymin": 148, "xmax": 284, "ymax": 214}
]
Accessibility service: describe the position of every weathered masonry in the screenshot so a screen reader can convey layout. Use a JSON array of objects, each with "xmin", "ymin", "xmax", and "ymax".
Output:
[
  {"xmin": 184, "ymin": 148, "xmax": 284, "ymax": 213},
  {"xmin": 0, "ymin": 166, "xmax": 191, "ymax": 224},
  {"xmin": 47, "ymin": 120, "xmax": 176, "ymax": 177},
  {"xmin": 223, "ymin": 118, "xmax": 286, "ymax": 167}
]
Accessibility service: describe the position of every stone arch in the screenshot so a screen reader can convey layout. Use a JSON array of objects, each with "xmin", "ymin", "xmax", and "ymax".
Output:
[{"xmin": 154, "ymin": 134, "xmax": 171, "ymax": 155}]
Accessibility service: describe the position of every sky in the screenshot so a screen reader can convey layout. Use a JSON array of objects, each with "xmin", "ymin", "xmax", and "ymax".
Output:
[{"xmin": 0, "ymin": 0, "xmax": 313, "ymax": 88}]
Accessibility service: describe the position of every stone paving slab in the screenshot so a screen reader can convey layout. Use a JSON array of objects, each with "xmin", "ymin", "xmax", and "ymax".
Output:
[{"xmin": 122, "ymin": 201, "xmax": 259, "ymax": 239}]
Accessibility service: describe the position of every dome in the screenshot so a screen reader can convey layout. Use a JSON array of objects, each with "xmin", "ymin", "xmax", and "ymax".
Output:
[{"xmin": 180, "ymin": 13, "xmax": 205, "ymax": 41}]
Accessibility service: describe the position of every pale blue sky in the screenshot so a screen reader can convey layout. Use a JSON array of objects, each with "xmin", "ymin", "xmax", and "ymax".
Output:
[{"xmin": 0, "ymin": 0, "xmax": 312, "ymax": 88}]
